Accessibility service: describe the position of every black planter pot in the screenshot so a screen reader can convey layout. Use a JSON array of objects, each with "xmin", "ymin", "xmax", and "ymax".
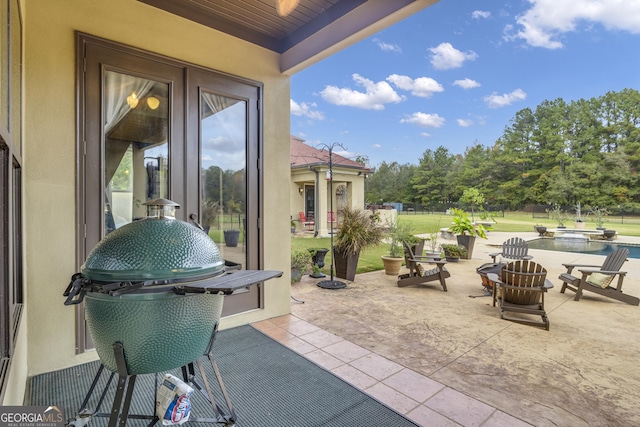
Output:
[
  {"xmin": 308, "ymin": 248, "xmax": 329, "ymax": 278},
  {"xmin": 456, "ymin": 235, "xmax": 476, "ymax": 260},
  {"xmin": 535, "ymin": 226, "xmax": 547, "ymax": 236},
  {"xmin": 603, "ymin": 230, "xmax": 616, "ymax": 240},
  {"xmin": 223, "ymin": 230, "xmax": 240, "ymax": 247},
  {"xmin": 333, "ymin": 247, "xmax": 359, "ymax": 281}
]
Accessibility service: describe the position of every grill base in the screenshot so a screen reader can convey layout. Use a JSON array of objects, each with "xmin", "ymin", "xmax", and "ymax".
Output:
[{"xmin": 69, "ymin": 325, "xmax": 236, "ymax": 427}]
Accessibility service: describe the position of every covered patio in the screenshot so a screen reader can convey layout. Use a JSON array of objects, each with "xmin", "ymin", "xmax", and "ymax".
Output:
[{"xmin": 30, "ymin": 232, "xmax": 640, "ymax": 426}]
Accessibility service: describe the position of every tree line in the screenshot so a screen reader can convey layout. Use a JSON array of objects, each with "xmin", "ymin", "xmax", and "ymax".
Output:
[{"xmin": 365, "ymin": 88, "xmax": 640, "ymax": 212}]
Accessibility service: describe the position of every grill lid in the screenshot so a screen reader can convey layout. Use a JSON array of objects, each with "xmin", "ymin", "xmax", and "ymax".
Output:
[{"xmin": 81, "ymin": 200, "xmax": 225, "ymax": 282}]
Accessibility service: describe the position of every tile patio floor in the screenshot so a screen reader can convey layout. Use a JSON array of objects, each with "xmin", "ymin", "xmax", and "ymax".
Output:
[{"xmin": 253, "ymin": 231, "xmax": 640, "ymax": 427}]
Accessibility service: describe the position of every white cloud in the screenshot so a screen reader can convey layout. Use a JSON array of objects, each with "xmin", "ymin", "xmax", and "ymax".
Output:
[
  {"xmin": 372, "ymin": 144, "xmax": 382, "ymax": 149},
  {"xmin": 320, "ymin": 74, "xmax": 404, "ymax": 110},
  {"xmin": 387, "ymin": 74, "xmax": 444, "ymax": 98},
  {"xmin": 507, "ymin": 0, "xmax": 640, "ymax": 49},
  {"xmin": 453, "ymin": 78, "xmax": 481, "ymax": 89},
  {"xmin": 400, "ymin": 112, "xmax": 445, "ymax": 128},
  {"xmin": 290, "ymin": 99, "xmax": 325, "ymax": 120},
  {"xmin": 484, "ymin": 88, "xmax": 527, "ymax": 108},
  {"xmin": 420, "ymin": 132, "xmax": 431, "ymax": 137},
  {"xmin": 457, "ymin": 119, "xmax": 473, "ymax": 127},
  {"xmin": 373, "ymin": 38, "xmax": 402, "ymax": 53},
  {"xmin": 429, "ymin": 42, "xmax": 478, "ymax": 70},
  {"xmin": 472, "ymin": 10, "xmax": 491, "ymax": 19}
]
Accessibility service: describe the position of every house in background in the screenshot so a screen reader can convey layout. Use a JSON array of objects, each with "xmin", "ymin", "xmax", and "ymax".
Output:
[
  {"xmin": 0, "ymin": 0, "xmax": 438, "ymax": 404},
  {"xmin": 290, "ymin": 136, "xmax": 369, "ymax": 236}
]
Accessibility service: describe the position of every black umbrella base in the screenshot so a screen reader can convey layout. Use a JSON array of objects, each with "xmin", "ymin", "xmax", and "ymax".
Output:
[{"xmin": 317, "ymin": 280, "xmax": 346, "ymax": 289}]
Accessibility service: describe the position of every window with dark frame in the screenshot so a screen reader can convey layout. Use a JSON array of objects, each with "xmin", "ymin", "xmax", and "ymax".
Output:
[{"xmin": 0, "ymin": 0, "xmax": 23, "ymax": 401}]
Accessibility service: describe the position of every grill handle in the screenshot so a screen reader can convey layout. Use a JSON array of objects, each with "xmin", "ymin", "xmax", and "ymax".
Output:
[
  {"xmin": 64, "ymin": 274, "xmax": 87, "ymax": 305},
  {"xmin": 189, "ymin": 213, "xmax": 204, "ymax": 231}
]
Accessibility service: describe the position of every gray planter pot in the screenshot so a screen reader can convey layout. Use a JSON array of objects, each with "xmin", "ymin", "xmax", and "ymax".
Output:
[
  {"xmin": 456, "ymin": 235, "xmax": 475, "ymax": 259},
  {"xmin": 224, "ymin": 230, "xmax": 240, "ymax": 247}
]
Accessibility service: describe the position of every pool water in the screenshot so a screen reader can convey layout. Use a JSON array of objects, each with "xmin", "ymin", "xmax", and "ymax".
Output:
[{"xmin": 527, "ymin": 238, "xmax": 640, "ymax": 259}]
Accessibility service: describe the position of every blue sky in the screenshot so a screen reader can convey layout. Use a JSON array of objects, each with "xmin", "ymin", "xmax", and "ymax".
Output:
[{"xmin": 290, "ymin": 0, "xmax": 640, "ymax": 168}]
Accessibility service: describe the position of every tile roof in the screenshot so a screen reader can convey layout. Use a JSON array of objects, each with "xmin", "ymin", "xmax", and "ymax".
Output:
[{"xmin": 290, "ymin": 135, "xmax": 368, "ymax": 170}]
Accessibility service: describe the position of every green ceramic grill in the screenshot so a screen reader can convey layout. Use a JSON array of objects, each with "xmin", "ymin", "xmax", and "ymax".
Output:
[{"xmin": 64, "ymin": 199, "xmax": 282, "ymax": 375}]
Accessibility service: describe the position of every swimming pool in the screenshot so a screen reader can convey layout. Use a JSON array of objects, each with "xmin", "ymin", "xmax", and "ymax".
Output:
[{"xmin": 527, "ymin": 238, "xmax": 640, "ymax": 259}]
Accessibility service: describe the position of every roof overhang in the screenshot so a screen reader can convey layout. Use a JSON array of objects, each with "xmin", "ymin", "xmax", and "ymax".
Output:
[{"xmin": 137, "ymin": 0, "xmax": 439, "ymax": 74}]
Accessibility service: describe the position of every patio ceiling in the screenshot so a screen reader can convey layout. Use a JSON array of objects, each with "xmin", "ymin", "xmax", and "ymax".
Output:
[{"xmin": 137, "ymin": 0, "xmax": 438, "ymax": 73}]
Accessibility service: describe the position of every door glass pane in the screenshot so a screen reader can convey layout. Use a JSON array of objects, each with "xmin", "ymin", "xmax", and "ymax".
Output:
[
  {"xmin": 200, "ymin": 91, "xmax": 246, "ymax": 266},
  {"xmin": 103, "ymin": 70, "xmax": 169, "ymax": 234}
]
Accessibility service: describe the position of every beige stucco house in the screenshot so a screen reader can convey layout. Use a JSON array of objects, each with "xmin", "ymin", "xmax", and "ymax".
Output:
[
  {"xmin": 290, "ymin": 135, "xmax": 369, "ymax": 236},
  {"xmin": 0, "ymin": 0, "xmax": 438, "ymax": 404}
]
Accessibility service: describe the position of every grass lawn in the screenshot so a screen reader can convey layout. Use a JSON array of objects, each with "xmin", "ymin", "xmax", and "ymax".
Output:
[{"xmin": 291, "ymin": 211, "xmax": 640, "ymax": 275}]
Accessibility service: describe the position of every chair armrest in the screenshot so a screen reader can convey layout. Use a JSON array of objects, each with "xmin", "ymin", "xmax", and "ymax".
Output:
[
  {"xmin": 523, "ymin": 255, "xmax": 534, "ymax": 260},
  {"xmin": 489, "ymin": 252, "xmax": 502, "ymax": 263},
  {"xmin": 412, "ymin": 256, "xmax": 447, "ymax": 265},
  {"xmin": 562, "ymin": 263, "xmax": 600, "ymax": 274},
  {"xmin": 578, "ymin": 269, "xmax": 627, "ymax": 276}
]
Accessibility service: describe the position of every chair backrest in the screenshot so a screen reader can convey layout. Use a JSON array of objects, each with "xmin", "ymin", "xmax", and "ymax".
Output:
[
  {"xmin": 299, "ymin": 211, "xmax": 311, "ymax": 223},
  {"xmin": 327, "ymin": 211, "xmax": 336, "ymax": 223},
  {"xmin": 501, "ymin": 260, "xmax": 547, "ymax": 305},
  {"xmin": 403, "ymin": 241, "xmax": 417, "ymax": 272},
  {"xmin": 501, "ymin": 237, "xmax": 530, "ymax": 260},
  {"xmin": 601, "ymin": 248, "xmax": 629, "ymax": 272}
]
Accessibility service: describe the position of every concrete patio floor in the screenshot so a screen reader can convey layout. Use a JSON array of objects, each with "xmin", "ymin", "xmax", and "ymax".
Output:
[{"xmin": 278, "ymin": 231, "xmax": 640, "ymax": 427}]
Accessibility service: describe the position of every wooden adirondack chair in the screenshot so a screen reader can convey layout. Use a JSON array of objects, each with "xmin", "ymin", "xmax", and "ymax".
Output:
[
  {"xmin": 559, "ymin": 248, "xmax": 638, "ymax": 306},
  {"xmin": 397, "ymin": 241, "xmax": 450, "ymax": 291},
  {"xmin": 489, "ymin": 237, "xmax": 533, "ymax": 263},
  {"xmin": 488, "ymin": 260, "xmax": 552, "ymax": 330}
]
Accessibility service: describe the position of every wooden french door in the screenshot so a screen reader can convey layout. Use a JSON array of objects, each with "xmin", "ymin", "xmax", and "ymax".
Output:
[{"xmin": 78, "ymin": 34, "xmax": 262, "ymax": 351}]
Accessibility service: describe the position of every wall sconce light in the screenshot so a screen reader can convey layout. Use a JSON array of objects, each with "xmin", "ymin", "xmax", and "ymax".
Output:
[
  {"xmin": 298, "ymin": 186, "xmax": 304, "ymax": 195},
  {"xmin": 126, "ymin": 92, "xmax": 139, "ymax": 109},
  {"xmin": 146, "ymin": 96, "xmax": 160, "ymax": 110}
]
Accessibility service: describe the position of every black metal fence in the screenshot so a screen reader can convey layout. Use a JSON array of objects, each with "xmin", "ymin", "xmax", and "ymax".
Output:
[
  {"xmin": 529, "ymin": 204, "xmax": 640, "ymax": 225},
  {"xmin": 398, "ymin": 203, "xmax": 505, "ymax": 217}
]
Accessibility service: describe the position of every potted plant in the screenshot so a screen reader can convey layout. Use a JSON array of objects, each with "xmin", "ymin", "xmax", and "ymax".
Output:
[
  {"xmin": 381, "ymin": 220, "xmax": 415, "ymax": 276},
  {"xmin": 291, "ymin": 249, "xmax": 312, "ymax": 283},
  {"xmin": 447, "ymin": 208, "xmax": 487, "ymax": 259},
  {"xmin": 201, "ymin": 199, "xmax": 219, "ymax": 235},
  {"xmin": 588, "ymin": 206, "xmax": 608, "ymax": 230},
  {"xmin": 223, "ymin": 200, "xmax": 241, "ymax": 246},
  {"xmin": 546, "ymin": 204, "xmax": 568, "ymax": 229},
  {"xmin": 574, "ymin": 201, "xmax": 586, "ymax": 229},
  {"xmin": 441, "ymin": 243, "xmax": 466, "ymax": 262},
  {"xmin": 534, "ymin": 224, "xmax": 547, "ymax": 236},
  {"xmin": 291, "ymin": 219, "xmax": 297, "ymax": 234},
  {"xmin": 424, "ymin": 222, "xmax": 441, "ymax": 257},
  {"xmin": 333, "ymin": 206, "xmax": 385, "ymax": 281}
]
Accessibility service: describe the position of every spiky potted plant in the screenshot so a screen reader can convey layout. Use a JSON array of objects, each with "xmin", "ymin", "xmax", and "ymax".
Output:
[{"xmin": 333, "ymin": 206, "xmax": 385, "ymax": 281}]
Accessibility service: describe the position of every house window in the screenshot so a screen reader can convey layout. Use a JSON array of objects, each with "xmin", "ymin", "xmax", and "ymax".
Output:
[
  {"xmin": 0, "ymin": 0, "xmax": 22, "ymax": 401},
  {"xmin": 77, "ymin": 34, "xmax": 262, "ymax": 352}
]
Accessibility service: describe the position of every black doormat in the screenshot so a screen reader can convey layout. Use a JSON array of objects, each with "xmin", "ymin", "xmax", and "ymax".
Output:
[{"xmin": 30, "ymin": 325, "xmax": 419, "ymax": 427}]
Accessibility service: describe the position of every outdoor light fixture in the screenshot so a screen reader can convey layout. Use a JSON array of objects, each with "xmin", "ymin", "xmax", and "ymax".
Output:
[
  {"xmin": 126, "ymin": 92, "xmax": 139, "ymax": 109},
  {"xmin": 298, "ymin": 186, "xmax": 304, "ymax": 195},
  {"xmin": 276, "ymin": 0, "xmax": 299, "ymax": 16},
  {"xmin": 146, "ymin": 96, "xmax": 160, "ymax": 110}
]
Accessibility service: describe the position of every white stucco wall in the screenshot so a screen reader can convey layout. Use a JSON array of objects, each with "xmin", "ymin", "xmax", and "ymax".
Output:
[{"xmin": 16, "ymin": 0, "xmax": 291, "ymax": 401}]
